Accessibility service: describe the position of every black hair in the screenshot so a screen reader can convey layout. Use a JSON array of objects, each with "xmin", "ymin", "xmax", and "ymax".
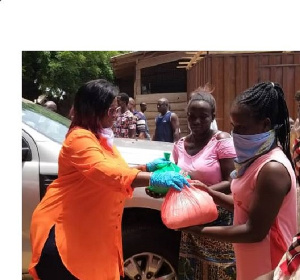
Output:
[
  {"xmin": 235, "ymin": 81, "xmax": 293, "ymax": 166},
  {"xmin": 69, "ymin": 79, "xmax": 119, "ymax": 136},
  {"xmin": 188, "ymin": 85, "xmax": 216, "ymax": 114},
  {"xmin": 118, "ymin": 92, "xmax": 129, "ymax": 105}
]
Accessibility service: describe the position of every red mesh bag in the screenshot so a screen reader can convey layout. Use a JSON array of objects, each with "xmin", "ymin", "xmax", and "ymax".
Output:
[{"xmin": 161, "ymin": 184, "xmax": 218, "ymax": 229}]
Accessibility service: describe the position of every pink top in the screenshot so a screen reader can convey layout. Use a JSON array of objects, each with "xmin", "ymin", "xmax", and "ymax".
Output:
[
  {"xmin": 231, "ymin": 147, "xmax": 297, "ymax": 280},
  {"xmin": 172, "ymin": 132, "xmax": 236, "ymax": 185}
]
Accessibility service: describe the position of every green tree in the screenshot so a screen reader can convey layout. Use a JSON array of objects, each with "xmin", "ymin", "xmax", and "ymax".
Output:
[
  {"xmin": 22, "ymin": 51, "xmax": 53, "ymax": 101},
  {"xmin": 22, "ymin": 51, "xmax": 129, "ymax": 116}
]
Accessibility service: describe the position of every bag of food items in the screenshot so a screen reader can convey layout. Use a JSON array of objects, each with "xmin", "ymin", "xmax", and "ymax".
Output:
[
  {"xmin": 161, "ymin": 182, "xmax": 218, "ymax": 229},
  {"xmin": 146, "ymin": 153, "xmax": 190, "ymax": 197}
]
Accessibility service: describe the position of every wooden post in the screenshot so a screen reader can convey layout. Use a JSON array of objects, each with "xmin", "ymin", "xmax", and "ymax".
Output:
[{"xmin": 134, "ymin": 59, "xmax": 141, "ymax": 98}]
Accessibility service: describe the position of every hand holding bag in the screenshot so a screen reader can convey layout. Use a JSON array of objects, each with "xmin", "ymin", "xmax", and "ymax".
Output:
[
  {"xmin": 161, "ymin": 183, "xmax": 218, "ymax": 229},
  {"xmin": 146, "ymin": 161, "xmax": 190, "ymax": 196}
]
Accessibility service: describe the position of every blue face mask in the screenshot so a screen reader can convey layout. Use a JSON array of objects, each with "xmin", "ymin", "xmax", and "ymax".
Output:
[{"xmin": 231, "ymin": 130, "xmax": 275, "ymax": 178}]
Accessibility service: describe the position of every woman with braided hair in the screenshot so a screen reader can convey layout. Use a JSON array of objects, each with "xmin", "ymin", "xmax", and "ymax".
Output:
[{"xmin": 181, "ymin": 81, "xmax": 297, "ymax": 280}]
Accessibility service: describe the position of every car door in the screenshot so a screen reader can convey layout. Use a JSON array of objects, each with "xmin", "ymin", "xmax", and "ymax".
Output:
[{"xmin": 22, "ymin": 130, "xmax": 41, "ymax": 274}]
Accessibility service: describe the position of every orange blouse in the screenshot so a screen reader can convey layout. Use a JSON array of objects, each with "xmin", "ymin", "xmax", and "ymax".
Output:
[{"xmin": 29, "ymin": 128, "xmax": 141, "ymax": 280}]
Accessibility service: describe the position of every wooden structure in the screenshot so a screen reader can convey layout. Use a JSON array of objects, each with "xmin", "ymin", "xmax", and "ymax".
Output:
[
  {"xmin": 185, "ymin": 51, "xmax": 300, "ymax": 132},
  {"xmin": 111, "ymin": 51, "xmax": 300, "ymax": 136},
  {"xmin": 110, "ymin": 52, "xmax": 189, "ymax": 137}
]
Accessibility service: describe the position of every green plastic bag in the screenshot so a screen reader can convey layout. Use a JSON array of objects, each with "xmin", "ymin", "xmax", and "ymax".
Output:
[{"xmin": 147, "ymin": 154, "xmax": 190, "ymax": 195}]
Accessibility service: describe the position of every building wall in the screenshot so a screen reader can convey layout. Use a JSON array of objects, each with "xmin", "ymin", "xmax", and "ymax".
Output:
[
  {"xmin": 187, "ymin": 52, "xmax": 300, "ymax": 132},
  {"xmin": 112, "ymin": 52, "xmax": 189, "ymax": 139}
]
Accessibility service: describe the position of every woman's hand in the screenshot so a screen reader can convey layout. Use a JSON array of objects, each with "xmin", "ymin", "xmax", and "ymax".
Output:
[
  {"xmin": 188, "ymin": 179, "xmax": 213, "ymax": 194},
  {"xmin": 150, "ymin": 171, "xmax": 190, "ymax": 191},
  {"xmin": 145, "ymin": 188, "xmax": 166, "ymax": 199},
  {"xmin": 188, "ymin": 179, "xmax": 208, "ymax": 190},
  {"xmin": 146, "ymin": 158, "xmax": 171, "ymax": 172}
]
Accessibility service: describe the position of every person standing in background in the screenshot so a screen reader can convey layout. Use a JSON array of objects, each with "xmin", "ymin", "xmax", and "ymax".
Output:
[
  {"xmin": 128, "ymin": 97, "xmax": 137, "ymax": 114},
  {"xmin": 152, "ymin": 98, "xmax": 180, "ymax": 143},
  {"xmin": 38, "ymin": 100, "xmax": 59, "ymax": 134},
  {"xmin": 44, "ymin": 101, "xmax": 57, "ymax": 112},
  {"xmin": 295, "ymin": 90, "xmax": 300, "ymax": 113},
  {"xmin": 290, "ymin": 117, "xmax": 296, "ymax": 155},
  {"xmin": 292, "ymin": 90, "xmax": 300, "ymax": 182},
  {"xmin": 128, "ymin": 98, "xmax": 151, "ymax": 140},
  {"xmin": 139, "ymin": 102, "xmax": 151, "ymax": 139},
  {"xmin": 113, "ymin": 92, "xmax": 136, "ymax": 138},
  {"xmin": 135, "ymin": 102, "xmax": 151, "ymax": 140},
  {"xmin": 140, "ymin": 102, "xmax": 147, "ymax": 114},
  {"xmin": 68, "ymin": 105, "xmax": 74, "ymax": 120}
]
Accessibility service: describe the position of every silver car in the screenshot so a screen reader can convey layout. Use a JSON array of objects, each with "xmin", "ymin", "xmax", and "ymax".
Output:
[{"xmin": 22, "ymin": 99, "xmax": 180, "ymax": 279}]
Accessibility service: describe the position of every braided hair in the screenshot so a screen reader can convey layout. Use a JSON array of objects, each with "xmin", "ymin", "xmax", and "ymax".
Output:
[{"xmin": 235, "ymin": 81, "xmax": 293, "ymax": 166}]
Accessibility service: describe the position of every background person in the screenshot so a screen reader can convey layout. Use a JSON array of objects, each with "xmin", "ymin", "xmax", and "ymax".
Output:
[
  {"xmin": 173, "ymin": 87, "xmax": 236, "ymax": 279},
  {"xmin": 128, "ymin": 98, "xmax": 150, "ymax": 140},
  {"xmin": 292, "ymin": 90, "xmax": 300, "ymax": 182},
  {"xmin": 112, "ymin": 92, "xmax": 136, "ymax": 138},
  {"xmin": 37, "ymin": 100, "xmax": 59, "ymax": 135},
  {"xmin": 290, "ymin": 117, "xmax": 296, "ymax": 156},
  {"xmin": 292, "ymin": 118, "xmax": 300, "ymax": 183},
  {"xmin": 139, "ymin": 102, "xmax": 151, "ymax": 140},
  {"xmin": 181, "ymin": 82, "xmax": 297, "ymax": 280},
  {"xmin": 295, "ymin": 90, "xmax": 300, "ymax": 114},
  {"xmin": 128, "ymin": 97, "xmax": 137, "ymax": 114},
  {"xmin": 43, "ymin": 100, "xmax": 57, "ymax": 112},
  {"xmin": 254, "ymin": 232, "xmax": 300, "ymax": 280},
  {"xmin": 28, "ymin": 79, "xmax": 190, "ymax": 280},
  {"xmin": 136, "ymin": 102, "xmax": 151, "ymax": 140},
  {"xmin": 68, "ymin": 105, "xmax": 74, "ymax": 120},
  {"xmin": 140, "ymin": 102, "xmax": 147, "ymax": 114},
  {"xmin": 152, "ymin": 97, "xmax": 180, "ymax": 143}
]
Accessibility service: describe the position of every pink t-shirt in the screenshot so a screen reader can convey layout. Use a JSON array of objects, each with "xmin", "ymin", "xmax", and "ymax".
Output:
[
  {"xmin": 172, "ymin": 132, "xmax": 236, "ymax": 185},
  {"xmin": 231, "ymin": 147, "xmax": 297, "ymax": 280}
]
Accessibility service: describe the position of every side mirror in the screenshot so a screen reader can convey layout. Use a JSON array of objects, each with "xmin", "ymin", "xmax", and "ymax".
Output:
[{"xmin": 22, "ymin": 138, "xmax": 32, "ymax": 161}]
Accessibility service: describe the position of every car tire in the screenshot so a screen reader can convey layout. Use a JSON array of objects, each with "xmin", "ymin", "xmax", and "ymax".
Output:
[{"xmin": 122, "ymin": 223, "xmax": 181, "ymax": 280}]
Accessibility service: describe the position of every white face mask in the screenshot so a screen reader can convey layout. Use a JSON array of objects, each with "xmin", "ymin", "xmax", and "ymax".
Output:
[{"xmin": 99, "ymin": 128, "xmax": 114, "ymax": 147}]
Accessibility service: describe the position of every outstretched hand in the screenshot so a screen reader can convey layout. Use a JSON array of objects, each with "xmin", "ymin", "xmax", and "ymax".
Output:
[
  {"xmin": 187, "ymin": 179, "xmax": 209, "ymax": 192},
  {"xmin": 150, "ymin": 171, "xmax": 190, "ymax": 191},
  {"xmin": 146, "ymin": 158, "xmax": 171, "ymax": 172}
]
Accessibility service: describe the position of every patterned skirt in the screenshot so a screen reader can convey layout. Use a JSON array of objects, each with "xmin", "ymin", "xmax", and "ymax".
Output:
[{"xmin": 178, "ymin": 207, "xmax": 236, "ymax": 280}]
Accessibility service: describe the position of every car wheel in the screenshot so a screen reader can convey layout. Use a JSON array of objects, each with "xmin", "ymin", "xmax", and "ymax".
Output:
[{"xmin": 122, "ymin": 224, "xmax": 181, "ymax": 280}]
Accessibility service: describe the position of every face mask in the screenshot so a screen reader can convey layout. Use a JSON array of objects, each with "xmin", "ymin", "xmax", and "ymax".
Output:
[
  {"xmin": 99, "ymin": 128, "xmax": 114, "ymax": 148},
  {"xmin": 231, "ymin": 129, "xmax": 275, "ymax": 178}
]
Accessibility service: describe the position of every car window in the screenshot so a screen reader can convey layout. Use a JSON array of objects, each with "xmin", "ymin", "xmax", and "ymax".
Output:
[{"xmin": 22, "ymin": 101, "xmax": 71, "ymax": 144}]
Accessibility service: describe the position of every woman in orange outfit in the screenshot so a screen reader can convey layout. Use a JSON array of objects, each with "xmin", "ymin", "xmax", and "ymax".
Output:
[{"xmin": 28, "ymin": 79, "xmax": 190, "ymax": 280}]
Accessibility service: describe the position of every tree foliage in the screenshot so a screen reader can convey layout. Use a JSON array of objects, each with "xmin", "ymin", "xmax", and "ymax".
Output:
[{"xmin": 22, "ymin": 51, "xmax": 128, "ymax": 103}]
